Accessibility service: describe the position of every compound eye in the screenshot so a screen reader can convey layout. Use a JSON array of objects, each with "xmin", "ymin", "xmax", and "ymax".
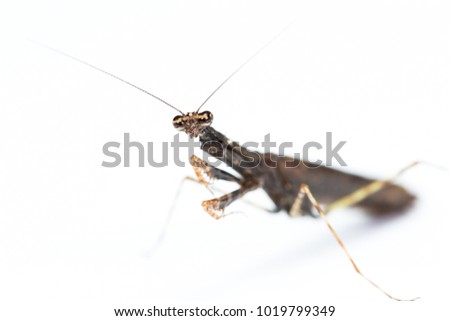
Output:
[
  {"xmin": 198, "ymin": 111, "xmax": 213, "ymax": 126},
  {"xmin": 172, "ymin": 115, "xmax": 185, "ymax": 130}
]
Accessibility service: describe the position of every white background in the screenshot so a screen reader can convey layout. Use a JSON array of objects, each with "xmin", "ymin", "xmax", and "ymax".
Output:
[{"xmin": 1, "ymin": 1, "xmax": 449, "ymax": 320}]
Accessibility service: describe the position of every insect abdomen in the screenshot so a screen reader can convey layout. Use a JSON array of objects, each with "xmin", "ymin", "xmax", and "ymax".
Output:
[{"xmin": 273, "ymin": 157, "xmax": 415, "ymax": 216}]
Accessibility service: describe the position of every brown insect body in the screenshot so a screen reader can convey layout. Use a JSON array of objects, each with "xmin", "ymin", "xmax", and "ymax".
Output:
[{"xmin": 174, "ymin": 112, "xmax": 415, "ymax": 217}]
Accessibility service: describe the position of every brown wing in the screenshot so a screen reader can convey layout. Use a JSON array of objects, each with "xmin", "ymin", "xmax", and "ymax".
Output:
[{"xmin": 261, "ymin": 155, "xmax": 415, "ymax": 216}]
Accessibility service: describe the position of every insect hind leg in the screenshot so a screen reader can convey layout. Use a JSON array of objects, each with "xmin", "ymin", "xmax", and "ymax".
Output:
[{"xmin": 298, "ymin": 183, "xmax": 418, "ymax": 301}]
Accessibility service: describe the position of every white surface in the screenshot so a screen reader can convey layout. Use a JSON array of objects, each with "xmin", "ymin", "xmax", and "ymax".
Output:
[{"xmin": 1, "ymin": 1, "xmax": 449, "ymax": 320}]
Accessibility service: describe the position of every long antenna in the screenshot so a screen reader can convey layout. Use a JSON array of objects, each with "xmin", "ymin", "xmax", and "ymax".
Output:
[
  {"xmin": 196, "ymin": 19, "xmax": 297, "ymax": 112},
  {"xmin": 29, "ymin": 40, "xmax": 184, "ymax": 115}
]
